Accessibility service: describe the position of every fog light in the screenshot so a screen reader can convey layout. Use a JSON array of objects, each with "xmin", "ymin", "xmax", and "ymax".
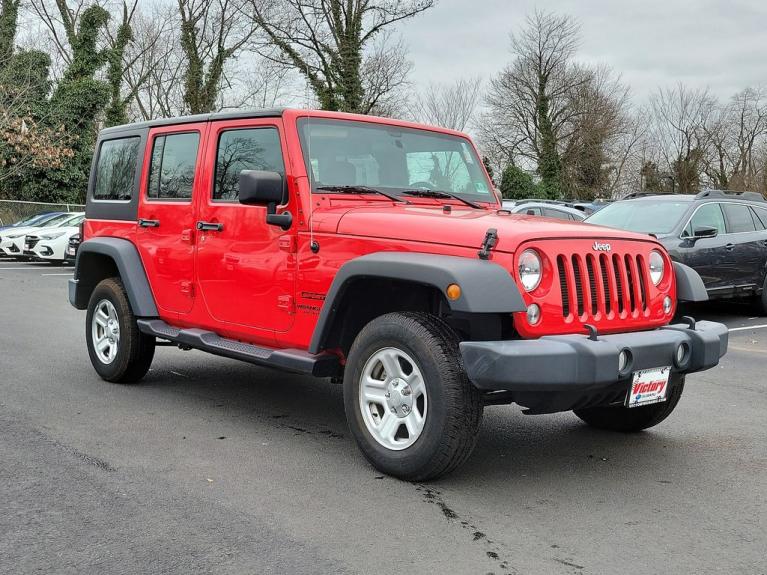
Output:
[
  {"xmin": 526, "ymin": 303, "xmax": 541, "ymax": 325},
  {"xmin": 618, "ymin": 349, "xmax": 631, "ymax": 373},
  {"xmin": 663, "ymin": 296, "xmax": 673, "ymax": 314},
  {"xmin": 675, "ymin": 342, "xmax": 689, "ymax": 367}
]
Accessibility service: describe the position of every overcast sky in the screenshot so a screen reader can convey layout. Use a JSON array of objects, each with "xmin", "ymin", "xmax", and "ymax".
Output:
[{"xmin": 399, "ymin": 0, "xmax": 767, "ymax": 105}]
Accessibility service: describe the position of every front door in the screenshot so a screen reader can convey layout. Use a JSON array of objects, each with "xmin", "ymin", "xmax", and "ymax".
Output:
[
  {"xmin": 136, "ymin": 123, "xmax": 206, "ymax": 315},
  {"xmin": 195, "ymin": 119, "xmax": 295, "ymax": 334},
  {"xmin": 679, "ymin": 202, "xmax": 730, "ymax": 291}
]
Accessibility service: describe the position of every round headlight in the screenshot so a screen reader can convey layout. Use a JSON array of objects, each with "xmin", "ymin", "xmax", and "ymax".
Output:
[
  {"xmin": 518, "ymin": 249, "xmax": 542, "ymax": 292},
  {"xmin": 649, "ymin": 250, "xmax": 665, "ymax": 286}
]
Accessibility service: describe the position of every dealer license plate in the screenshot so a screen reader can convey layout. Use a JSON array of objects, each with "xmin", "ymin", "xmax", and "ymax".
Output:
[{"xmin": 626, "ymin": 367, "xmax": 671, "ymax": 408}]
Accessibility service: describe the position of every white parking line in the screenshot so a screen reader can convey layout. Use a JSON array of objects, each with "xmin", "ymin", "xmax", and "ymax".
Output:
[
  {"xmin": 729, "ymin": 324, "xmax": 767, "ymax": 333},
  {"xmin": 41, "ymin": 273, "xmax": 74, "ymax": 276}
]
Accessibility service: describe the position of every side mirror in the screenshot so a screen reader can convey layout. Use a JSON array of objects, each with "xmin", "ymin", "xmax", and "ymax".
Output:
[
  {"xmin": 693, "ymin": 226, "xmax": 718, "ymax": 239},
  {"xmin": 238, "ymin": 170, "xmax": 292, "ymax": 230}
]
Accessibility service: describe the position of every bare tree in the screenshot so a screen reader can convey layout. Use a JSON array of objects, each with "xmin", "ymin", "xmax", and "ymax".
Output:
[
  {"xmin": 246, "ymin": 0, "xmax": 433, "ymax": 114},
  {"xmin": 650, "ymin": 84, "xmax": 716, "ymax": 193},
  {"xmin": 412, "ymin": 76, "xmax": 482, "ymax": 131},
  {"xmin": 176, "ymin": 0, "xmax": 256, "ymax": 114},
  {"xmin": 703, "ymin": 87, "xmax": 767, "ymax": 190}
]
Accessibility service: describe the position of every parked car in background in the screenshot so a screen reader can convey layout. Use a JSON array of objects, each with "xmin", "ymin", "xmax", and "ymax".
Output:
[
  {"xmin": 502, "ymin": 199, "xmax": 586, "ymax": 221},
  {"xmin": 0, "ymin": 212, "xmax": 83, "ymax": 259},
  {"xmin": 585, "ymin": 190, "xmax": 767, "ymax": 312},
  {"xmin": 0, "ymin": 212, "xmax": 60, "ymax": 232},
  {"xmin": 64, "ymin": 232, "xmax": 82, "ymax": 264},
  {"xmin": 26, "ymin": 214, "xmax": 85, "ymax": 263}
]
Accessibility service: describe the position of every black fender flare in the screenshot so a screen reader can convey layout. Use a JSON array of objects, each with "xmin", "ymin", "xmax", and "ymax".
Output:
[
  {"xmin": 673, "ymin": 261, "xmax": 708, "ymax": 302},
  {"xmin": 308, "ymin": 252, "xmax": 526, "ymax": 353},
  {"xmin": 69, "ymin": 237, "xmax": 158, "ymax": 317}
]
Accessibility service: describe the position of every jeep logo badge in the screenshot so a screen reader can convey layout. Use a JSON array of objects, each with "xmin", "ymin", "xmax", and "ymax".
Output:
[{"xmin": 592, "ymin": 241, "xmax": 611, "ymax": 252}]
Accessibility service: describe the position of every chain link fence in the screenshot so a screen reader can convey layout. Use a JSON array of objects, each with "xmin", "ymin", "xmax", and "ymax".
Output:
[{"xmin": 0, "ymin": 200, "xmax": 85, "ymax": 227}]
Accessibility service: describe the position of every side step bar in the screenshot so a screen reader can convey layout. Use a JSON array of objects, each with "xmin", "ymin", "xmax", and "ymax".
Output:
[{"xmin": 137, "ymin": 319, "xmax": 341, "ymax": 378}]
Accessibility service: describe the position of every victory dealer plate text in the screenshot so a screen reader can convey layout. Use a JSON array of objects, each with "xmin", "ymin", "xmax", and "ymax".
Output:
[{"xmin": 627, "ymin": 367, "xmax": 670, "ymax": 408}]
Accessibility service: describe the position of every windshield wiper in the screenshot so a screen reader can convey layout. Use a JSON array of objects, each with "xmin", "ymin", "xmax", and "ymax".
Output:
[
  {"xmin": 315, "ymin": 185, "xmax": 410, "ymax": 204},
  {"xmin": 401, "ymin": 189, "xmax": 483, "ymax": 209}
]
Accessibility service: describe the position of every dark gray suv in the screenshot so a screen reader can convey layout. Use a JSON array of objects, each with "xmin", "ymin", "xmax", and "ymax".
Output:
[{"xmin": 586, "ymin": 190, "xmax": 767, "ymax": 312}]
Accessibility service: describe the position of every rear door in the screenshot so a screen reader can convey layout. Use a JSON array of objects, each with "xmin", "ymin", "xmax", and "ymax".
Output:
[
  {"xmin": 194, "ymin": 118, "xmax": 295, "ymax": 335},
  {"xmin": 721, "ymin": 202, "xmax": 762, "ymax": 289},
  {"xmin": 136, "ymin": 123, "xmax": 206, "ymax": 315},
  {"xmin": 750, "ymin": 206, "xmax": 767, "ymax": 288}
]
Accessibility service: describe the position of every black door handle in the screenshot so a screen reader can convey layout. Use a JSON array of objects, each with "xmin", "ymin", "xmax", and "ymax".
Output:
[
  {"xmin": 196, "ymin": 221, "xmax": 224, "ymax": 232},
  {"xmin": 725, "ymin": 243, "xmax": 735, "ymax": 251},
  {"xmin": 138, "ymin": 218, "xmax": 160, "ymax": 228}
]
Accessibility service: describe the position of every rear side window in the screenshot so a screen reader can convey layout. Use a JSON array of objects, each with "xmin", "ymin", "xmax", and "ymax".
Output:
[
  {"xmin": 723, "ymin": 203, "xmax": 756, "ymax": 233},
  {"xmin": 93, "ymin": 137, "xmax": 140, "ymax": 201},
  {"xmin": 213, "ymin": 128, "xmax": 284, "ymax": 201},
  {"xmin": 683, "ymin": 203, "xmax": 726, "ymax": 237},
  {"xmin": 543, "ymin": 208, "xmax": 570, "ymax": 220},
  {"xmin": 147, "ymin": 132, "xmax": 200, "ymax": 200},
  {"xmin": 750, "ymin": 207, "xmax": 767, "ymax": 230}
]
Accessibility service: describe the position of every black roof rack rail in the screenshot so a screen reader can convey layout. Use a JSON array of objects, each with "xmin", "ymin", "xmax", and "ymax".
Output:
[
  {"xmin": 622, "ymin": 191, "xmax": 671, "ymax": 199},
  {"xmin": 695, "ymin": 189, "xmax": 766, "ymax": 202}
]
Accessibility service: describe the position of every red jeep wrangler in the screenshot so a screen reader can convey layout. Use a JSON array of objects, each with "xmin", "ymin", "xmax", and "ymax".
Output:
[{"xmin": 69, "ymin": 109, "xmax": 728, "ymax": 480}]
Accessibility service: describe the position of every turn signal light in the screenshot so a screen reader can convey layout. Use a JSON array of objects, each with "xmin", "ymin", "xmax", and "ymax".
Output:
[{"xmin": 446, "ymin": 283, "xmax": 462, "ymax": 300}]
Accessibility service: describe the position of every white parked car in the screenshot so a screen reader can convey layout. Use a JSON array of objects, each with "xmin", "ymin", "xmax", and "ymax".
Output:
[
  {"xmin": 26, "ymin": 215, "xmax": 85, "ymax": 263},
  {"xmin": 0, "ymin": 212, "xmax": 84, "ymax": 259}
]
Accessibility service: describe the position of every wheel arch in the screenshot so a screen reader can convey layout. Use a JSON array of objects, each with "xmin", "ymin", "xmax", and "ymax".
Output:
[
  {"xmin": 69, "ymin": 237, "xmax": 158, "ymax": 317},
  {"xmin": 308, "ymin": 252, "xmax": 526, "ymax": 354}
]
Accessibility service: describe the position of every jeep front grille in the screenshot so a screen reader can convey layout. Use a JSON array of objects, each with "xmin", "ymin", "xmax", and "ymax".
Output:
[{"xmin": 556, "ymin": 253, "xmax": 648, "ymax": 319}]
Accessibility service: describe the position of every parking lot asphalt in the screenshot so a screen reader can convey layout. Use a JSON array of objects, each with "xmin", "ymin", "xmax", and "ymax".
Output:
[{"xmin": 1, "ymin": 258, "xmax": 765, "ymax": 575}]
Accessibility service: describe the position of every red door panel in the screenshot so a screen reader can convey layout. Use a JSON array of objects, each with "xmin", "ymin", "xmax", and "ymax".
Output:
[
  {"xmin": 136, "ymin": 123, "xmax": 207, "ymax": 316},
  {"xmin": 195, "ymin": 119, "xmax": 296, "ymax": 333}
]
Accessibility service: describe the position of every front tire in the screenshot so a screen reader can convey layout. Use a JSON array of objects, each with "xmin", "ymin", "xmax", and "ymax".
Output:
[
  {"xmin": 86, "ymin": 277, "xmax": 155, "ymax": 383},
  {"xmin": 574, "ymin": 376, "xmax": 685, "ymax": 432},
  {"xmin": 344, "ymin": 312, "xmax": 483, "ymax": 481}
]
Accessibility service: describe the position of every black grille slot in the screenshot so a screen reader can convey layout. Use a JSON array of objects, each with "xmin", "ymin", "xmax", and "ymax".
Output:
[
  {"xmin": 612, "ymin": 255, "xmax": 624, "ymax": 313},
  {"xmin": 586, "ymin": 256, "xmax": 598, "ymax": 315},
  {"xmin": 558, "ymin": 256, "xmax": 570, "ymax": 317},
  {"xmin": 572, "ymin": 256, "xmax": 584, "ymax": 317},
  {"xmin": 600, "ymin": 255, "xmax": 611, "ymax": 315},
  {"xmin": 637, "ymin": 256, "xmax": 648, "ymax": 310},
  {"xmin": 625, "ymin": 255, "xmax": 636, "ymax": 311}
]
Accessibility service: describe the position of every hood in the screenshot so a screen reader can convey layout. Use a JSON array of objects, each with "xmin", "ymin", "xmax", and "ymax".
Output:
[
  {"xmin": 333, "ymin": 205, "xmax": 658, "ymax": 252},
  {"xmin": 0, "ymin": 225, "xmax": 39, "ymax": 238},
  {"xmin": 31, "ymin": 225, "xmax": 80, "ymax": 237}
]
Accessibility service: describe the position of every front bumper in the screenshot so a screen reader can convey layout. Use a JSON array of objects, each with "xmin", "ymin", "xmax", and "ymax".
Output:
[{"xmin": 460, "ymin": 320, "xmax": 728, "ymax": 392}]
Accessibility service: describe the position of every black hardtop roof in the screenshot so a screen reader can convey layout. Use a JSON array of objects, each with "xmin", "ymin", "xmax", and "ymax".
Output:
[{"xmin": 99, "ymin": 108, "xmax": 286, "ymax": 136}]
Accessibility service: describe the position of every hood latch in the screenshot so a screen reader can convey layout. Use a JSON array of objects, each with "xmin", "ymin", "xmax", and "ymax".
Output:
[{"xmin": 478, "ymin": 228, "xmax": 498, "ymax": 260}]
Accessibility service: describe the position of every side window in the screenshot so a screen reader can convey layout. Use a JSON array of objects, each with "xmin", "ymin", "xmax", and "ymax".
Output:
[
  {"xmin": 749, "ymin": 207, "xmax": 767, "ymax": 230},
  {"xmin": 147, "ymin": 132, "xmax": 200, "ymax": 200},
  {"xmin": 213, "ymin": 128, "xmax": 284, "ymax": 201},
  {"xmin": 723, "ymin": 203, "xmax": 756, "ymax": 233},
  {"xmin": 93, "ymin": 137, "xmax": 140, "ymax": 201},
  {"xmin": 683, "ymin": 203, "xmax": 726, "ymax": 237},
  {"xmin": 543, "ymin": 207, "xmax": 570, "ymax": 220}
]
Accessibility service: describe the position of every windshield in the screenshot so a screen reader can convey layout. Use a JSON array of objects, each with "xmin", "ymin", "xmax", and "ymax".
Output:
[
  {"xmin": 13, "ymin": 213, "xmax": 49, "ymax": 227},
  {"xmin": 585, "ymin": 200, "xmax": 691, "ymax": 234},
  {"xmin": 297, "ymin": 118, "xmax": 494, "ymax": 201},
  {"xmin": 52, "ymin": 214, "xmax": 84, "ymax": 227},
  {"xmin": 34, "ymin": 213, "xmax": 74, "ymax": 228}
]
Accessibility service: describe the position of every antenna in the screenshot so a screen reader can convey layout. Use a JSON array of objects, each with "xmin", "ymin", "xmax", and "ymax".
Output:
[{"xmin": 305, "ymin": 67, "xmax": 319, "ymax": 254}]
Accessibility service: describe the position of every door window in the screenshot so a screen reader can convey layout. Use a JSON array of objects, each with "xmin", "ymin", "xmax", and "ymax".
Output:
[
  {"xmin": 147, "ymin": 132, "xmax": 200, "ymax": 200},
  {"xmin": 93, "ymin": 137, "xmax": 140, "ymax": 201},
  {"xmin": 683, "ymin": 203, "xmax": 726, "ymax": 237},
  {"xmin": 213, "ymin": 128, "xmax": 284, "ymax": 201},
  {"xmin": 722, "ymin": 203, "xmax": 757, "ymax": 233}
]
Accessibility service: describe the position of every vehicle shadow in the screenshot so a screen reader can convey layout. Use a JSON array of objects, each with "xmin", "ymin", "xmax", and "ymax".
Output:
[{"xmin": 138, "ymin": 352, "xmax": 698, "ymax": 487}]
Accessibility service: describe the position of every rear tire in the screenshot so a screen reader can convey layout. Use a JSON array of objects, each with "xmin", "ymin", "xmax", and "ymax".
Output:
[
  {"xmin": 574, "ymin": 376, "xmax": 685, "ymax": 432},
  {"xmin": 86, "ymin": 277, "xmax": 155, "ymax": 383},
  {"xmin": 344, "ymin": 312, "xmax": 483, "ymax": 481},
  {"xmin": 753, "ymin": 274, "xmax": 767, "ymax": 315}
]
